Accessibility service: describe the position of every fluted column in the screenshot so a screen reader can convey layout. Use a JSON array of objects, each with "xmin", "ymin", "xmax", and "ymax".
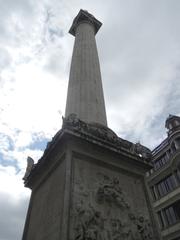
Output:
[{"xmin": 65, "ymin": 10, "xmax": 107, "ymax": 126}]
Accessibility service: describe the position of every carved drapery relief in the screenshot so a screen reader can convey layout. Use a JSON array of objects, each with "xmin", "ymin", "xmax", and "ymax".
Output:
[{"xmin": 71, "ymin": 173, "xmax": 153, "ymax": 240}]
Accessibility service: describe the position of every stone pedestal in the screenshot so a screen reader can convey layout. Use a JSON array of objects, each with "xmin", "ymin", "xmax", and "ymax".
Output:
[{"xmin": 22, "ymin": 115, "xmax": 160, "ymax": 240}]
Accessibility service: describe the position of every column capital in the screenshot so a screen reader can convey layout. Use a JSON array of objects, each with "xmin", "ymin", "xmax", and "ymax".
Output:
[{"xmin": 69, "ymin": 9, "xmax": 102, "ymax": 36}]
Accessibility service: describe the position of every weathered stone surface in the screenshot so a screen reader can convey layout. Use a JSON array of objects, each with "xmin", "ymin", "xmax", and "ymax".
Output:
[
  {"xmin": 22, "ymin": 124, "xmax": 160, "ymax": 239},
  {"xmin": 22, "ymin": 157, "xmax": 66, "ymax": 240},
  {"xmin": 65, "ymin": 10, "xmax": 107, "ymax": 126},
  {"xmin": 70, "ymin": 156, "xmax": 154, "ymax": 240},
  {"xmin": 62, "ymin": 114, "xmax": 152, "ymax": 162}
]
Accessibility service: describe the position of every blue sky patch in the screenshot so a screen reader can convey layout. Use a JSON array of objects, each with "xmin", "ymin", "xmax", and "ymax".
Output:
[
  {"xmin": 28, "ymin": 137, "xmax": 49, "ymax": 151},
  {"xmin": 0, "ymin": 152, "xmax": 20, "ymax": 172}
]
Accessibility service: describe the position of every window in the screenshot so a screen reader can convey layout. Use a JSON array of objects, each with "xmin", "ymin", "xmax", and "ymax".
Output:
[
  {"xmin": 174, "ymin": 200, "xmax": 180, "ymax": 219},
  {"xmin": 163, "ymin": 200, "xmax": 180, "ymax": 226},
  {"xmin": 156, "ymin": 174, "xmax": 177, "ymax": 197},
  {"xmin": 154, "ymin": 159, "xmax": 161, "ymax": 171},
  {"xmin": 164, "ymin": 206, "xmax": 177, "ymax": 225},
  {"xmin": 175, "ymin": 137, "xmax": 180, "ymax": 149},
  {"xmin": 153, "ymin": 153, "xmax": 169, "ymax": 171},
  {"xmin": 175, "ymin": 170, "xmax": 180, "ymax": 183},
  {"xmin": 157, "ymin": 181, "xmax": 167, "ymax": 197},
  {"xmin": 157, "ymin": 211, "xmax": 165, "ymax": 228}
]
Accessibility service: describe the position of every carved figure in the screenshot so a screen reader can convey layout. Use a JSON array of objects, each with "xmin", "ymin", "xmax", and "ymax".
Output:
[
  {"xmin": 96, "ymin": 177, "xmax": 129, "ymax": 209},
  {"xmin": 136, "ymin": 216, "xmax": 153, "ymax": 240},
  {"xmin": 73, "ymin": 200, "xmax": 153, "ymax": 240},
  {"xmin": 128, "ymin": 213, "xmax": 153, "ymax": 240},
  {"xmin": 62, "ymin": 114, "xmax": 80, "ymax": 130},
  {"xmin": 23, "ymin": 156, "xmax": 34, "ymax": 181},
  {"xmin": 74, "ymin": 203, "xmax": 107, "ymax": 240},
  {"xmin": 109, "ymin": 218, "xmax": 133, "ymax": 240}
]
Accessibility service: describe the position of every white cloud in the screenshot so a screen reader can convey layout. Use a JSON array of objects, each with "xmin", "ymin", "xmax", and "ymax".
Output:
[
  {"xmin": 0, "ymin": 191, "xmax": 29, "ymax": 240},
  {"xmin": 0, "ymin": 166, "xmax": 29, "ymax": 240},
  {"xmin": 0, "ymin": 166, "xmax": 28, "ymax": 197}
]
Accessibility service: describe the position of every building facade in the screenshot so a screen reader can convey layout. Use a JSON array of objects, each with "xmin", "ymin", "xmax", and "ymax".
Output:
[{"xmin": 146, "ymin": 115, "xmax": 180, "ymax": 240}]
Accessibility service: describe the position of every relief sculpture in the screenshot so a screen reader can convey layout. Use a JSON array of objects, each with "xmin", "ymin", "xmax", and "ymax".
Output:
[
  {"xmin": 72, "ymin": 174, "xmax": 153, "ymax": 240},
  {"xmin": 109, "ymin": 218, "xmax": 131, "ymax": 240},
  {"xmin": 73, "ymin": 201, "xmax": 107, "ymax": 240},
  {"xmin": 96, "ymin": 176, "xmax": 129, "ymax": 209},
  {"xmin": 128, "ymin": 213, "xmax": 153, "ymax": 240}
]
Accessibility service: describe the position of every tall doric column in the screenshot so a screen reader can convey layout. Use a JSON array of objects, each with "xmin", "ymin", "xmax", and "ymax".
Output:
[{"xmin": 65, "ymin": 10, "xmax": 107, "ymax": 126}]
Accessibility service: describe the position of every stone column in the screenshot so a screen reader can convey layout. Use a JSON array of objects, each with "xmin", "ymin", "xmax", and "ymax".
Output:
[{"xmin": 65, "ymin": 10, "xmax": 107, "ymax": 126}]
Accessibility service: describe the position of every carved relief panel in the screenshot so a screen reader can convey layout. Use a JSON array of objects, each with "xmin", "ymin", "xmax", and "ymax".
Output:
[{"xmin": 69, "ymin": 157, "xmax": 154, "ymax": 240}]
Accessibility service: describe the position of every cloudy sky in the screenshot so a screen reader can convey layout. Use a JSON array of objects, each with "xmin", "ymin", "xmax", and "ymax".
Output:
[{"xmin": 1, "ymin": 0, "xmax": 180, "ymax": 239}]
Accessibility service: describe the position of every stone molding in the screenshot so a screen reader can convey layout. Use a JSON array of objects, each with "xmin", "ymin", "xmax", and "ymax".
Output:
[
  {"xmin": 69, "ymin": 9, "xmax": 102, "ymax": 36},
  {"xmin": 62, "ymin": 114, "xmax": 152, "ymax": 161},
  {"xmin": 23, "ymin": 114, "xmax": 152, "ymax": 186}
]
